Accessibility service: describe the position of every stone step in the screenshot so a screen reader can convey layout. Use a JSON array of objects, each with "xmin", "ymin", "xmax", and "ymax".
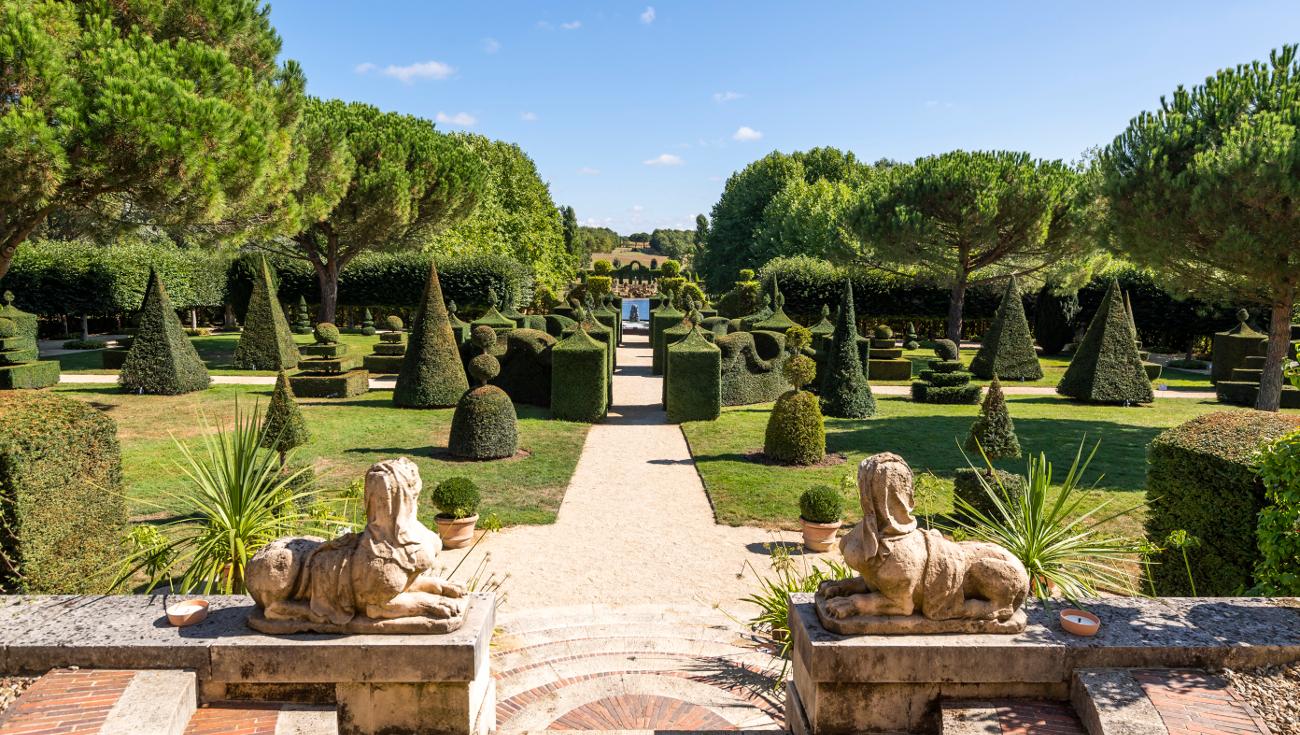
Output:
[
  {"xmin": 493, "ymin": 634, "xmax": 767, "ymax": 674},
  {"xmin": 495, "ymin": 648, "xmax": 775, "ymax": 700},
  {"xmin": 1071, "ymin": 668, "xmax": 1272, "ymax": 735},
  {"xmin": 939, "ymin": 698, "xmax": 1085, "ymax": 735},
  {"xmin": 495, "ymin": 604, "xmax": 742, "ymax": 637},
  {"xmin": 0, "ymin": 668, "xmax": 195, "ymax": 735},
  {"xmin": 494, "ymin": 620, "xmax": 756, "ymax": 653},
  {"xmin": 183, "ymin": 701, "xmax": 337, "ymax": 735}
]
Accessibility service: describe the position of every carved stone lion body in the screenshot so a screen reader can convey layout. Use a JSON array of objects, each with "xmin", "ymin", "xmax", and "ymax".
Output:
[
  {"xmin": 816, "ymin": 452, "xmax": 1030, "ymax": 634},
  {"xmin": 246, "ymin": 457, "xmax": 466, "ymax": 634}
]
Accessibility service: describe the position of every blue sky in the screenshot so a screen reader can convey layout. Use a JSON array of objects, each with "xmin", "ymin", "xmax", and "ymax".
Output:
[{"xmin": 271, "ymin": 1, "xmax": 1300, "ymax": 234}]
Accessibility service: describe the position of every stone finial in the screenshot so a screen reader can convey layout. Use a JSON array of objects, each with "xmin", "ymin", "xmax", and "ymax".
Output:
[
  {"xmin": 246, "ymin": 457, "xmax": 467, "ymax": 634},
  {"xmin": 2, "ymin": 290, "xmax": 12, "ymax": 306},
  {"xmin": 1237, "ymin": 307, "xmax": 1249, "ymax": 325},
  {"xmin": 816, "ymin": 452, "xmax": 1030, "ymax": 635}
]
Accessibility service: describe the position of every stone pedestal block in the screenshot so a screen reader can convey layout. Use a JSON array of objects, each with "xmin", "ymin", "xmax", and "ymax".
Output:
[{"xmin": 786, "ymin": 593, "xmax": 1300, "ymax": 734}]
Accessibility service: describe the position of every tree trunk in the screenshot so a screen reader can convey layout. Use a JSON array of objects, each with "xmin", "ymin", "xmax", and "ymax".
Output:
[
  {"xmin": 223, "ymin": 303, "xmax": 238, "ymax": 329},
  {"xmin": 946, "ymin": 271, "xmax": 968, "ymax": 345},
  {"xmin": 190, "ymin": 309, "xmax": 198, "ymax": 330},
  {"xmin": 315, "ymin": 260, "xmax": 339, "ymax": 324},
  {"xmin": 1256, "ymin": 289, "xmax": 1297, "ymax": 412},
  {"xmin": 80, "ymin": 314, "xmax": 90, "ymax": 339}
]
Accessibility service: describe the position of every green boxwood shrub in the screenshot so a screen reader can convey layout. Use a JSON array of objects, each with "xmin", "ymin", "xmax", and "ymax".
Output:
[
  {"xmin": 119, "ymin": 269, "xmax": 210, "ymax": 395},
  {"xmin": 799, "ymin": 485, "xmax": 843, "ymax": 524},
  {"xmin": 964, "ymin": 377, "xmax": 1021, "ymax": 459},
  {"xmin": 1057, "ymin": 280, "xmax": 1153, "ymax": 404},
  {"xmin": 650, "ymin": 302, "xmax": 685, "ymax": 375},
  {"xmin": 1211, "ymin": 310, "xmax": 1268, "ymax": 384},
  {"xmin": 394, "ymin": 262, "xmax": 470, "ymax": 408},
  {"xmin": 911, "ymin": 349, "xmax": 982, "ymax": 404},
  {"xmin": 933, "ymin": 339, "xmax": 959, "ymax": 361},
  {"xmin": 820, "ymin": 280, "xmax": 875, "ymax": 418},
  {"xmin": 953, "ymin": 468, "xmax": 1026, "ymax": 522},
  {"xmin": 666, "ymin": 327, "xmax": 721, "ymax": 423},
  {"xmin": 0, "ymin": 392, "xmax": 126, "ymax": 593},
  {"xmin": 449, "ymin": 328, "xmax": 518, "ymax": 459},
  {"xmin": 969, "ymin": 277, "xmax": 1042, "ymax": 381},
  {"xmin": 431, "ymin": 477, "xmax": 482, "ymax": 519},
  {"xmin": 764, "ymin": 389, "xmax": 826, "ymax": 465},
  {"xmin": 1255, "ymin": 428, "xmax": 1300, "ymax": 595},
  {"xmin": 314, "ymin": 322, "xmax": 341, "ymax": 344},
  {"xmin": 487, "ymin": 328, "xmax": 556, "ymax": 407},
  {"xmin": 1146, "ymin": 410, "xmax": 1300, "ymax": 595},
  {"xmin": 234, "ymin": 257, "xmax": 300, "ymax": 371},
  {"xmin": 551, "ymin": 327, "xmax": 608, "ymax": 422},
  {"xmin": 717, "ymin": 330, "xmax": 790, "ymax": 406}
]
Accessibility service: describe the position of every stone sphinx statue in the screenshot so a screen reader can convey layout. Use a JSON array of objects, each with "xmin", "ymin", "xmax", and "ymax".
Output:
[
  {"xmin": 246, "ymin": 457, "xmax": 467, "ymax": 634},
  {"xmin": 816, "ymin": 452, "xmax": 1030, "ymax": 634}
]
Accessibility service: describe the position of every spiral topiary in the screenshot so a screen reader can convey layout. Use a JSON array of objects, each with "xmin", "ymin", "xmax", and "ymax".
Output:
[
  {"xmin": 314, "ymin": 322, "xmax": 340, "ymax": 345},
  {"xmin": 0, "ymin": 318, "xmax": 17, "ymax": 339},
  {"xmin": 385, "ymin": 315, "xmax": 404, "ymax": 331}
]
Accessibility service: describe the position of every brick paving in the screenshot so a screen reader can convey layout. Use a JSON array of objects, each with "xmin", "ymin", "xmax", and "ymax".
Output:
[
  {"xmin": 183, "ymin": 701, "xmax": 285, "ymax": 735},
  {"xmin": 995, "ymin": 700, "xmax": 1087, "ymax": 735},
  {"xmin": 0, "ymin": 669, "xmax": 134, "ymax": 735},
  {"xmin": 1134, "ymin": 669, "xmax": 1272, "ymax": 735},
  {"xmin": 547, "ymin": 694, "xmax": 734, "ymax": 730}
]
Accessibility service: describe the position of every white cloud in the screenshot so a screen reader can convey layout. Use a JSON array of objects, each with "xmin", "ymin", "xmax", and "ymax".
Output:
[
  {"xmin": 733, "ymin": 126, "xmax": 763, "ymax": 142},
  {"xmin": 435, "ymin": 111, "xmax": 477, "ymax": 127},
  {"xmin": 643, "ymin": 153, "xmax": 684, "ymax": 166},
  {"xmin": 381, "ymin": 60, "xmax": 455, "ymax": 83},
  {"xmin": 640, "ymin": 6, "xmax": 656, "ymax": 24},
  {"xmin": 521, "ymin": 111, "xmax": 539, "ymax": 122},
  {"xmin": 354, "ymin": 62, "xmax": 377, "ymax": 74},
  {"xmin": 712, "ymin": 91, "xmax": 743, "ymax": 103},
  {"xmin": 577, "ymin": 166, "xmax": 600, "ymax": 175},
  {"xmin": 482, "ymin": 38, "xmax": 500, "ymax": 53},
  {"xmin": 631, "ymin": 204, "xmax": 645, "ymax": 212},
  {"xmin": 560, "ymin": 20, "xmax": 582, "ymax": 30}
]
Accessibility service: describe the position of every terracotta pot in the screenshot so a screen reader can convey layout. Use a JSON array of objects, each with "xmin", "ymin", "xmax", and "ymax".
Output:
[
  {"xmin": 1059, "ymin": 608, "xmax": 1100, "ymax": 637},
  {"xmin": 435, "ymin": 514, "xmax": 479, "ymax": 549},
  {"xmin": 166, "ymin": 599, "xmax": 209, "ymax": 627},
  {"xmin": 800, "ymin": 518, "xmax": 842, "ymax": 552}
]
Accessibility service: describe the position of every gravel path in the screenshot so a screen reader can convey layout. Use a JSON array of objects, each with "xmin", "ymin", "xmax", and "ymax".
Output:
[
  {"xmin": 0, "ymin": 676, "xmax": 35, "ymax": 715},
  {"xmin": 440, "ymin": 335, "xmax": 815, "ymax": 616},
  {"xmin": 1223, "ymin": 663, "xmax": 1300, "ymax": 734}
]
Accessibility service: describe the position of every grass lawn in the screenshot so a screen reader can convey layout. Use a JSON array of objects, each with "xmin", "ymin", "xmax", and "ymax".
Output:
[
  {"xmin": 681, "ymin": 394, "xmax": 1296, "ymax": 539},
  {"xmin": 53, "ymin": 383, "xmax": 590, "ymax": 528},
  {"xmin": 53, "ymin": 332, "xmax": 380, "ymax": 376},
  {"xmin": 874, "ymin": 346, "xmax": 1213, "ymax": 391}
]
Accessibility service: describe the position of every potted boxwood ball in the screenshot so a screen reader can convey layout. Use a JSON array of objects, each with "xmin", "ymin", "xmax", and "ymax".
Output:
[
  {"xmin": 799, "ymin": 484, "xmax": 843, "ymax": 552},
  {"xmin": 431, "ymin": 476, "xmax": 481, "ymax": 549}
]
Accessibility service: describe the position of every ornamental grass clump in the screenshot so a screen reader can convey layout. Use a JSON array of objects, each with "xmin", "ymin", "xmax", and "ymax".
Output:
[
  {"xmin": 448, "ymin": 326, "xmax": 518, "ymax": 460},
  {"xmin": 945, "ymin": 441, "xmax": 1146, "ymax": 601},
  {"xmin": 764, "ymin": 327, "xmax": 826, "ymax": 465}
]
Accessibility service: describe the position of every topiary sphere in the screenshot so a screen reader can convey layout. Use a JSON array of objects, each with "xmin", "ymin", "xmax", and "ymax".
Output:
[
  {"xmin": 799, "ymin": 485, "xmax": 844, "ymax": 524},
  {"xmin": 785, "ymin": 325, "xmax": 811, "ymax": 352},
  {"xmin": 385, "ymin": 315, "xmax": 404, "ymax": 331},
  {"xmin": 873, "ymin": 324, "xmax": 893, "ymax": 339},
  {"xmin": 592, "ymin": 259, "xmax": 613, "ymax": 275},
  {"xmin": 784, "ymin": 354, "xmax": 817, "ymax": 389},
  {"xmin": 314, "ymin": 322, "xmax": 340, "ymax": 344},
  {"xmin": 471, "ymin": 325, "xmax": 497, "ymax": 350},
  {"xmin": 661, "ymin": 259, "xmax": 682, "ymax": 277},
  {"xmin": 0, "ymin": 318, "xmax": 16, "ymax": 339},
  {"xmin": 470, "ymin": 352, "xmax": 501, "ymax": 384},
  {"xmin": 431, "ymin": 476, "xmax": 481, "ymax": 519},
  {"xmin": 934, "ymin": 339, "xmax": 959, "ymax": 361}
]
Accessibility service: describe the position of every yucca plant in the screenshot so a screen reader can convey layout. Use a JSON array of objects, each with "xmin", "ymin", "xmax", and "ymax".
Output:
[
  {"xmin": 944, "ymin": 440, "xmax": 1146, "ymax": 602},
  {"xmin": 116, "ymin": 400, "xmax": 311, "ymax": 594}
]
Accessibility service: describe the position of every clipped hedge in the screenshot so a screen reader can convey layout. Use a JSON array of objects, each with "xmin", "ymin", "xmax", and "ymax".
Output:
[
  {"xmin": 717, "ymin": 331, "xmax": 790, "ymax": 406},
  {"xmin": 551, "ymin": 328, "xmax": 608, "ymax": 422},
  {"xmin": 650, "ymin": 302, "xmax": 685, "ymax": 375},
  {"xmin": 1145, "ymin": 410, "xmax": 1300, "ymax": 596},
  {"xmin": 119, "ymin": 269, "xmax": 210, "ymax": 395},
  {"xmin": 1255, "ymin": 428, "xmax": 1300, "ymax": 595},
  {"xmin": 487, "ymin": 328, "xmax": 556, "ymax": 407},
  {"xmin": 0, "ymin": 392, "xmax": 126, "ymax": 593},
  {"xmin": 666, "ymin": 327, "xmax": 721, "ymax": 423}
]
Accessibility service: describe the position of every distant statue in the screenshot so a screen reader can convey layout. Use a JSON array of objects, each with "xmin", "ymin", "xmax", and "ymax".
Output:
[
  {"xmin": 246, "ymin": 458, "xmax": 466, "ymax": 634},
  {"xmin": 629, "ymin": 304, "xmax": 640, "ymax": 322},
  {"xmin": 816, "ymin": 453, "xmax": 1029, "ymax": 634}
]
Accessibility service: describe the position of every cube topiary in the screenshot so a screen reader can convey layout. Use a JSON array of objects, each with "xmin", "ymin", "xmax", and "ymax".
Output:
[
  {"xmin": 799, "ymin": 484, "xmax": 843, "ymax": 524},
  {"xmin": 764, "ymin": 351, "xmax": 826, "ymax": 465},
  {"xmin": 1211, "ymin": 309, "xmax": 1267, "ymax": 384},
  {"xmin": 0, "ymin": 392, "xmax": 126, "ymax": 593},
  {"xmin": 666, "ymin": 325, "xmax": 721, "ymax": 423},
  {"xmin": 1056, "ymin": 280, "xmax": 1153, "ymax": 404},
  {"xmin": 234, "ymin": 257, "xmax": 300, "ymax": 370},
  {"xmin": 394, "ymin": 261, "xmax": 470, "ymax": 408},
  {"xmin": 650, "ymin": 301, "xmax": 685, "ymax": 375},
  {"xmin": 551, "ymin": 325, "xmax": 608, "ymax": 422},
  {"xmin": 449, "ymin": 326, "xmax": 518, "ymax": 459},
  {"xmin": 964, "ymin": 377, "xmax": 1020, "ymax": 459},
  {"xmin": 820, "ymin": 279, "xmax": 875, "ymax": 418},
  {"xmin": 970, "ymin": 277, "xmax": 1042, "ymax": 381},
  {"xmin": 1146, "ymin": 410, "xmax": 1300, "ymax": 595},
  {"xmin": 118, "ymin": 269, "xmax": 211, "ymax": 395},
  {"xmin": 261, "ymin": 371, "xmax": 310, "ymax": 462}
]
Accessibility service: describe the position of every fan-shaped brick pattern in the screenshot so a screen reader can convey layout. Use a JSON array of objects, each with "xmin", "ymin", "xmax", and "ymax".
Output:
[{"xmin": 548, "ymin": 694, "xmax": 734, "ymax": 730}]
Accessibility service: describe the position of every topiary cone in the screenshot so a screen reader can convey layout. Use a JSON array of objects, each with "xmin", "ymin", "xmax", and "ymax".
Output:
[
  {"xmin": 820, "ymin": 278, "xmax": 875, "ymax": 418},
  {"xmin": 120, "ymin": 268, "xmax": 211, "ymax": 395},
  {"xmin": 970, "ymin": 276, "xmax": 1042, "ymax": 381},
  {"xmin": 964, "ymin": 376, "xmax": 1021, "ymax": 459},
  {"xmin": 262, "ymin": 370, "xmax": 310, "ymax": 464},
  {"xmin": 394, "ymin": 260, "xmax": 469, "ymax": 408},
  {"xmin": 234, "ymin": 256, "xmax": 300, "ymax": 370},
  {"xmin": 1056, "ymin": 279, "xmax": 1153, "ymax": 404}
]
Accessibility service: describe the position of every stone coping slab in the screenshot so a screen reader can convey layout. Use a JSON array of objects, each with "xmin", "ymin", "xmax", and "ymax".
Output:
[
  {"xmin": 789, "ymin": 594, "xmax": 1300, "ymax": 684},
  {"xmin": 0, "ymin": 593, "xmax": 493, "ymax": 684}
]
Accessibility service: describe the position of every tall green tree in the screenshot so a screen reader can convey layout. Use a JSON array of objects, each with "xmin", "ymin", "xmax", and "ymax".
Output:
[
  {"xmin": 560, "ymin": 205, "xmax": 579, "ymax": 255},
  {"xmin": 264, "ymin": 99, "xmax": 484, "ymax": 323},
  {"xmin": 0, "ymin": 0, "xmax": 304, "ymax": 280},
  {"xmin": 1097, "ymin": 45, "xmax": 1300, "ymax": 411},
  {"xmin": 694, "ymin": 214, "xmax": 709, "ymax": 249},
  {"xmin": 752, "ymin": 178, "xmax": 858, "ymax": 264},
  {"xmin": 848, "ymin": 150, "xmax": 1084, "ymax": 344},
  {"xmin": 649, "ymin": 228, "xmax": 696, "ymax": 259}
]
